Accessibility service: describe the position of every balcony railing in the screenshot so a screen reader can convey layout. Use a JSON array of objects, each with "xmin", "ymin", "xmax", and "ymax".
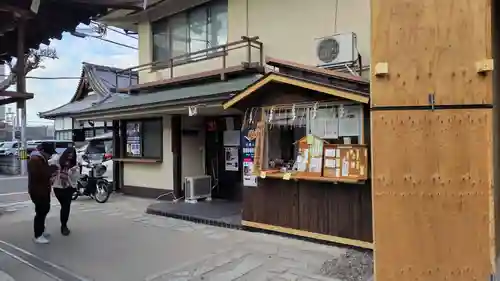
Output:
[{"xmin": 115, "ymin": 36, "xmax": 264, "ymax": 92}]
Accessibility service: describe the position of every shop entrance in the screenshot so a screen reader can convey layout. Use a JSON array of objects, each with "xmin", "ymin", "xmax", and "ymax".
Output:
[{"xmin": 205, "ymin": 116, "xmax": 243, "ymax": 201}]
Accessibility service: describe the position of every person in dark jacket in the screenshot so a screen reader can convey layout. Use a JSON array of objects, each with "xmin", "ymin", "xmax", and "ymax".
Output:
[{"xmin": 28, "ymin": 143, "xmax": 56, "ymax": 244}]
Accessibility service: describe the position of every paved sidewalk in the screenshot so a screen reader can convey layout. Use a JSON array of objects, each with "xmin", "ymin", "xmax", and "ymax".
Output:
[
  {"xmin": 0, "ymin": 271, "xmax": 14, "ymax": 281},
  {"xmin": 0, "ymin": 195, "xmax": 360, "ymax": 280}
]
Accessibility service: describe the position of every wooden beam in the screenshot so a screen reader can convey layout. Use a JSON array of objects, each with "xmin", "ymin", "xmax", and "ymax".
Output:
[
  {"xmin": 0, "ymin": 4, "xmax": 34, "ymax": 19},
  {"xmin": 0, "ymin": 91, "xmax": 34, "ymax": 99},
  {"xmin": 66, "ymin": 0, "xmax": 143, "ymax": 9},
  {"xmin": 0, "ymin": 96, "xmax": 33, "ymax": 107}
]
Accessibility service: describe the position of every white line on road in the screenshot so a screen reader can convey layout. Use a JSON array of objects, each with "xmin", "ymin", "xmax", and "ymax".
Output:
[
  {"xmin": 0, "ymin": 191, "xmax": 28, "ymax": 197},
  {"xmin": 0, "ymin": 176, "xmax": 27, "ymax": 180},
  {"xmin": 0, "ymin": 243, "xmax": 64, "ymax": 281},
  {"xmin": 0, "ymin": 200, "xmax": 31, "ymax": 208},
  {"xmin": 0, "ymin": 240, "xmax": 90, "ymax": 281}
]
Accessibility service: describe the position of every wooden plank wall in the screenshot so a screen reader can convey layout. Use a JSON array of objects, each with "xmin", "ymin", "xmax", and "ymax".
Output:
[
  {"xmin": 242, "ymin": 179, "xmax": 373, "ymax": 242},
  {"xmin": 371, "ymin": 0, "xmax": 494, "ymax": 280}
]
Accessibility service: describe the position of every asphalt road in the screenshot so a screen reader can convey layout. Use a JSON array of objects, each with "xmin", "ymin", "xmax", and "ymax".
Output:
[
  {"xmin": 0, "ymin": 195, "xmax": 346, "ymax": 281},
  {"xmin": 0, "ymin": 176, "xmax": 29, "ymax": 207}
]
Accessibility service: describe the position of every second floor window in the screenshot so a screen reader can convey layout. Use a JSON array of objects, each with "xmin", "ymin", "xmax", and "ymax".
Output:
[{"xmin": 152, "ymin": 0, "xmax": 228, "ymax": 64}]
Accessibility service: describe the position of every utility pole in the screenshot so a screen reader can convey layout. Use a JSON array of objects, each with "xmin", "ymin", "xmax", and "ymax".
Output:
[{"xmin": 16, "ymin": 19, "xmax": 27, "ymax": 176}]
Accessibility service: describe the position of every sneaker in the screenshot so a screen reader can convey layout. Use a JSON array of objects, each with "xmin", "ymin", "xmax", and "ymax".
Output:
[
  {"xmin": 42, "ymin": 232, "xmax": 51, "ymax": 238},
  {"xmin": 34, "ymin": 236, "xmax": 50, "ymax": 244}
]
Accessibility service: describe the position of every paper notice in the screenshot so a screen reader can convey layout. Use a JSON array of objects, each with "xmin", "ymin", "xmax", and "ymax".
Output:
[
  {"xmin": 325, "ymin": 149, "xmax": 335, "ymax": 157},
  {"xmin": 325, "ymin": 159, "xmax": 336, "ymax": 168},
  {"xmin": 309, "ymin": 158, "xmax": 323, "ymax": 173},
  {"xmin": 342, "ymin": 158, "xmax": 349, "ymax": 177}
]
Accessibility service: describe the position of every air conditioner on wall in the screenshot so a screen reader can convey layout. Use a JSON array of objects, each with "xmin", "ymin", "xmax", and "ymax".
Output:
[
  {"xmin": 315, "ymin": 32, "xmax": 359, "ymax": 69},
  {"xmin": 184, "ymin": 175, "xmax": 212, "ymax": 203}
]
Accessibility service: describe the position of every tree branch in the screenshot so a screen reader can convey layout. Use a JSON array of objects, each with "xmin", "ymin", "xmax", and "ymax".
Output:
[{"xmin": 0, "ymin": 47, "xmax": 58, "ymax": 91}]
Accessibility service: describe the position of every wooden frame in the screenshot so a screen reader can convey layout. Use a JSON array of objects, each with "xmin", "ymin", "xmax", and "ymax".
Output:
[
  {"xmin": 121, "ymin": 117, "xmax": 163, "ymax": 161},
  {"xmin": 223, "ymin": 73, "xmax": 370, "ymax": 110}
]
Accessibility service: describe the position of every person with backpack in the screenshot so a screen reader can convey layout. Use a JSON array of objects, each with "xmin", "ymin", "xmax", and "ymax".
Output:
[{"xmin": 27, "ymin": 143, "xmax": 57, "ymax": 244}]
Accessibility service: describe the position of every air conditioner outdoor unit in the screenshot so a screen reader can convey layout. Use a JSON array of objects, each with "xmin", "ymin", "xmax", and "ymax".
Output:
[
  {"xmin": 184, "ymin": 175, "xmax": 212, "ymax": 203},
  {"xmin": 315, "ymin": 32, "xmax": 358, "ymax": 69}
]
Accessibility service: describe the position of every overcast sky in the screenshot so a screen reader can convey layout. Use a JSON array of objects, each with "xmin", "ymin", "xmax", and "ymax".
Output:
[{"xmin": 8, "ymin": 24, "xmax": 138, "ymax": 126}]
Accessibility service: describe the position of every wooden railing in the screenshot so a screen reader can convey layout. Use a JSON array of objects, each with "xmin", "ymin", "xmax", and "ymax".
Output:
[{"xmin": 115, "ymin": 36, "xmax": 264, "ymax": 91}]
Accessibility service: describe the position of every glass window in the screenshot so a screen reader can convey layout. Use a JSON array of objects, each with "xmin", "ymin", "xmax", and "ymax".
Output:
[
  {"xmin": 152, "ymin": 20, "xmax": 170, "ymax": 62},
  {"xmin": 151, "ymin": 0, "xmax": 228, "ymax": 62},
  {"xmin": 124, "ymin": 119, "xmax": 162, "ymax": 159},
  {"xmin": 170, "ymin": 13, "xmax": 189, "ymax": 58},
  {"xmin": 189, "ymin": 7, "xmax": 209, "ymax": 55},
  {"xmin": 209, "ymin": 1, "xmax": 228, "ymax": 48},
  {"xmin": 142, "ymin": 119, "xmax": 162, "ymax": 159}
]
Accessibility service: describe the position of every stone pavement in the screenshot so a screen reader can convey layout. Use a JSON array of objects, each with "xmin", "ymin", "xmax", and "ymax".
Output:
[
  {"xmin": 0, "ymin": 271, "xmax": 14, "ymax": 281},
  {"xmin": 0, "ymin": 195, "xmax": 349, "ymax": 280}
]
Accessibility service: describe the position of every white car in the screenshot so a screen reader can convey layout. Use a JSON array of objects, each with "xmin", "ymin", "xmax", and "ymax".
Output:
[
  {"xmin": 0, "ymin": 141, "xmax": 20, "ymax": 156},
  {"xmin": 79, "ymin": 132, "xmax": 113, "ymax": 182}
]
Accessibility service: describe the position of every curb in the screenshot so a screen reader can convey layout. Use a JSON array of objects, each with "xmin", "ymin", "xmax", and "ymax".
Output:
[
  {"xmin": 146, "ymin": 207, "xmax": 242, "ymax": 230},
  {"xmin": 0, "ymin": 271, "xmax": 15, "ymax": 281}
]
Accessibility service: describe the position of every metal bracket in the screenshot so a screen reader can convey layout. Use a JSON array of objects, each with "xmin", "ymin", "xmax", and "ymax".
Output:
[{"xmin": 428, "ymin": 93, "xmax": 435, "ymax": 111}]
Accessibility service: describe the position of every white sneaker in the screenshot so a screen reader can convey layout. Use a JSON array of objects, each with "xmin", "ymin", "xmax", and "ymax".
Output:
[{"xmin": 34, "ymin": 236, "xmax": 50, "ymax": 244}]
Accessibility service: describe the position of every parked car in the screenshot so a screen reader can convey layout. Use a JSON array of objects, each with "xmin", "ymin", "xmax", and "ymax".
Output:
[
  {"xmin": 0, "ymin": 141, "xmax": 19, "ymax": 156},
  {"xmin": 79, "ymin": 132, "xmax": 113, "ymax": 182}
]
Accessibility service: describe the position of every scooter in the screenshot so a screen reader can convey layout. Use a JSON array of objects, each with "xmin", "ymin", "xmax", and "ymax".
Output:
[{"xmin": 72, "ymin": 159, "xmax": 111, "ymax": 203}]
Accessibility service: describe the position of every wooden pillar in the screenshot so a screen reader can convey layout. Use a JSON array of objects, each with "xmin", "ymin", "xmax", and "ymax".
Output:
[
  {"xmin": 112, "ymin": 120, "xmax": 120, "ymax": 191},
  {"xmin": 15, "ymin": 18, "xmax": 27, "ymax": 175},
  {"xmin": 371, "ymin": 0, "xmax": 494, "ymax": 280},
  {"xmin": 171, "ymin": 115, "xmax": 182, "ymax": 199}
]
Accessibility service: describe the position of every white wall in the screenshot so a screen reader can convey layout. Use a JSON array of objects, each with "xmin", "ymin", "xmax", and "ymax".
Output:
[
  {"xmin": 123, "ymin": 116, "xmax": 174, "ymax": 190},
  {"xmin": 55, "ymin": 117, "xmax": 72, "ymax": 131}
]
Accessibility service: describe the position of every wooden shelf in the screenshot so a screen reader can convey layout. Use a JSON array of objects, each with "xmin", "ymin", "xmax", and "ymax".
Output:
[
  {"xmin": 258, "ymin": 171, "xmax": 365, "ymax": 184},
  {"xmin": 113, "ymin": 158, "xmax": 162, "ymax": 164}
]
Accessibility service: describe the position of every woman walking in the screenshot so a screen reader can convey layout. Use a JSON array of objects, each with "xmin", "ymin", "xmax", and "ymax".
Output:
[{"xmin": 49, "ymin": 147, "xmax": 79, "ymax": 236}]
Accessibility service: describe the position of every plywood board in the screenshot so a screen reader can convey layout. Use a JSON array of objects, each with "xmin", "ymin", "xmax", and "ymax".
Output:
[
  {"xmin": 371, "ymin": 0, "xmax": 492, "ymax": 107},
  {"xmin": 371, "ymin": 109, "xmax": 493, "ymax": 281}
]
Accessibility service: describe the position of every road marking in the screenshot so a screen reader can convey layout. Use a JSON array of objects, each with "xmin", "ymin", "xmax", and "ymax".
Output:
[
  {"xmin": 0, "ymin": 240, "xmax": 90, "ymax": 281},
  {"xmin": 0, "ymin": 191, "xmax": 28, "ymax": 197},
  {"xmin": 0, "ymin": 176, "xmax": 27, "ymax": 180},
  {"xmin": 0, "ymin": 200, "xmax": 31, "ymax": 208},
  {"xmin": 0, "ymin": 244, "xmax": 64, "ymax": 281}
]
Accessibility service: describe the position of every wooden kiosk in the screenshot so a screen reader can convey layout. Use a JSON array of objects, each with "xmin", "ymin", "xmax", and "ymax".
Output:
[
  {"xmin": 371, "ymin": 0, "xmax": 497, "ymax": 280},
  {"xmin": 224, "ymin": 58, "xmax": 373, "ymax": 249}
]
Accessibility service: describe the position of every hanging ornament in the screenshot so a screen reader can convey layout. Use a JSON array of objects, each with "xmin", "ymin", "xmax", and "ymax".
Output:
[
  {"xmin": 311, "ymin": 102, "xmax": 319, "ymax": 119},
  {"xmin": 338, "ymin": 104, "xmax": 345, "ymax": 118},
  {"xmin": 268, "ymin": 107, "xmax": 275, "ymax": 129},
  {"xmin": 248, "ymin": 108, "xmax": 255, "ymax": 125}
]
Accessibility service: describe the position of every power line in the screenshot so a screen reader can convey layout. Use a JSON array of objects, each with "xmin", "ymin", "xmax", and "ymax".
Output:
[
  {"xmin": 107, "ymin": 27, "xmax": 138, "ymax": 40},
  {"xmin": 93, "ymin": 36, "xmax": 138, "ymax": 50},
  {"xmin": 0, "ymin": 74, "xmax": 80, "ymax": 80}
]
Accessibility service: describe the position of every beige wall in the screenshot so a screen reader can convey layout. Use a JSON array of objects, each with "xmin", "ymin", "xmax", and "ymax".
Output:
[
  {"xmin": 137, "ymin": 0, "xmax": 370, "ymax": 83},
  {"xmin": 123, "ymin": 116, "xmax": 174, "ymax": 190}
]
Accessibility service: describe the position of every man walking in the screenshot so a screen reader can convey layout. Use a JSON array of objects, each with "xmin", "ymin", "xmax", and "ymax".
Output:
[{"xmin": 27, "ymin": 143, "xmax": 56, "ymax": 244}]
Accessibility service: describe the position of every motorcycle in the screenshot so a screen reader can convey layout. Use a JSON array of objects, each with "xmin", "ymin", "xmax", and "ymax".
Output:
[{"xmin": 72, "ymin": 159, "xmax": 111, "ymax": 203}]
